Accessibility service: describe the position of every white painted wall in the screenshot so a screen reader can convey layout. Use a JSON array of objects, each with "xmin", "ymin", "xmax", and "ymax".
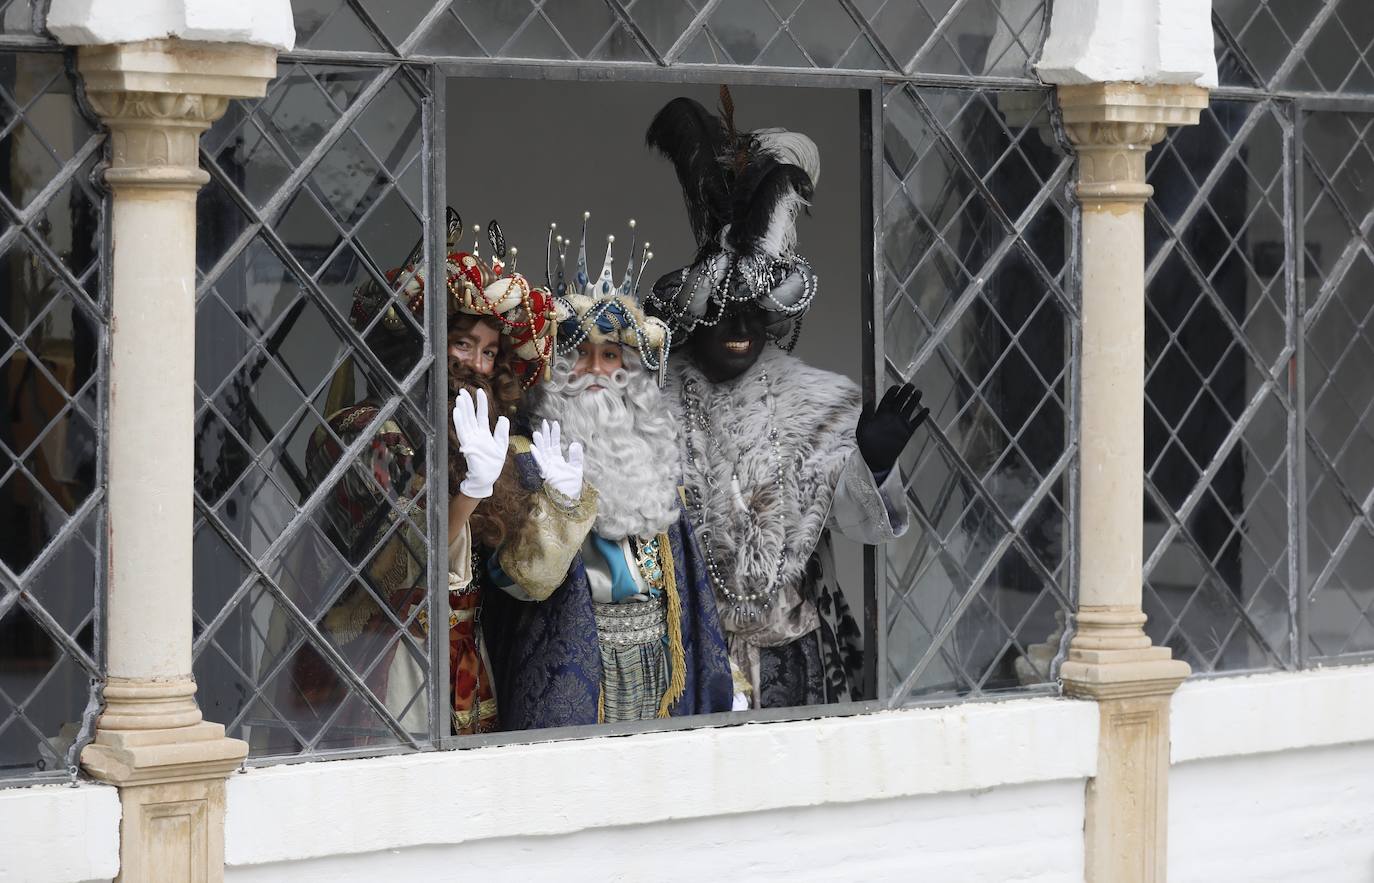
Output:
[
  {"xmin": 1171, "ymin": 742, "xmax": 1374, "ymax": 883},
  {"xmin": 47, "ymin": 0, "xmax": 294, "ymax": 50},
  {"xmin": 225, "ymin": 780, "xmax": 1087, "ymax": 883},
  {"xmin": 1169, "ymin": 667, "xmax": 1374, "ymax": 882},
  {"xmin": 224, "ymin": 698, "xmax": 1098, "ymax": 876},
  {"xmin": 0, "ymin": 783, "xmax": 120, "ymax": 883}
]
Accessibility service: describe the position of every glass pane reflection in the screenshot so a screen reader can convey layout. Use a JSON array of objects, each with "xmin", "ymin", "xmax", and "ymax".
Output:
[
  {"xmin": 193, "ymin": 63, "xmax": 431, "ymax": 757},
  {"xmin": 0, "ymin": 51, "xmax": 103, "ymax": 781}
]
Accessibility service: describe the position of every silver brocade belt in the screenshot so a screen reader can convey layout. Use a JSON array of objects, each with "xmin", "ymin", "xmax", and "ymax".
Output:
[{"xmin": 592, "ymin": 595, "xmax": 667, "ymax": 647}]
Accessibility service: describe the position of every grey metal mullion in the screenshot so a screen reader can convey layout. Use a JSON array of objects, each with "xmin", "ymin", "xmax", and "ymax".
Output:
[
  {"xmin": 904, "ymin": 0, "xmax": 974, "ymax": 74},
  {"xmin": 397, "ymin": 2, "xmax": 465, "ymax": 58},
  {"xmin": 1141, "ymin": 480, "xmax": 1289, "ymax": 669},
  {"xmin": 1142, "ymin": 383, "xmax": 1287, "ymax": 574},
  {"xmin": 1268, "ymin": 0, "xmax": 1343, "ymax": 93},
  {"xmin": 425, "ymin": 67, "xmax": 448, "ymax": 746},
  {"xmin": 346, "ymin": 0, "xmax": 406, "ymax": 57},
  {"xmin": 601, "ymin": 0, "xmax": 666, "ymax": 65},
  {"xmin": 862, "ymin": 84, "xmax": 884, "ymax": 701},
  {"xmin": 1292, "ymin": 103, "xmax": 1309, "ymax": 667},
  {"xmin": 0, "ymin": 586, "xmax": 18, "ymax": 620},
  {"xmin": 1295, "ymin": 119, "xmax": 1373, "ymax": 247},
  {"xmin": 1301, "ymin": 214, "xmax": 1374, "ymax": 334},
  {"xmin": 70, "ymin": 171, "xmax": 115, "ymax": 780},
  {"xmin": 836, "ymin": 0, "xmax": 902, "ymax": 73},
  {"xmin": 1301, "ymin": 432, "xmax": 1374, "ymax": 582},
  {"xmin": 196, "ymin": 66, "xmax": 399, "ymax": 294},
  {"xmin": 1005, "ymin": 162, "xmax": 1081, "ymax": 319},
  {"xmin": 749, "ymin": 2, "xmax": 800, "ymax": 68},
  {"xmin": 495, "ymin": 1, "xmax": 576, "ymax": 61},
  {"xmin": 1210, "ymin": 7, "xmax": 1266, "ymax": 93},
  {"xmin": 662, "ymin": 0, "xmax": 725, "ymax": 64}
]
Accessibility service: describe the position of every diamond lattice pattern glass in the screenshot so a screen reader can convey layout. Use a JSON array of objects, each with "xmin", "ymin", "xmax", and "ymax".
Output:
[
  {"xmin": 192, "ymin": 63, "xmax": 434, "ymax": 758},
  {"xmin": 1142, "ymin": 99, "xmax": 1294, "ymax": 674},
  {"xmin": 1301, "ymin": 109, "xmax": 1374, "ymax": 663},
  {"xmin": 881, "ymin": 84, "xmax": 1073, "ymax": 704},
  {"xmin": 0, "ymin": 51, "xmax": 105, "ymax": 782}
]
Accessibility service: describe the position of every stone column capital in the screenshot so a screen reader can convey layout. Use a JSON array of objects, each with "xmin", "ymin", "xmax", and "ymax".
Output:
[
  {"xmin": 1056, "ymin": 82, "xmax": 1209, "ymax": 206},
  {"xmin": 77, "ymin": 39, "xmax": 275, "ymax": 190}
]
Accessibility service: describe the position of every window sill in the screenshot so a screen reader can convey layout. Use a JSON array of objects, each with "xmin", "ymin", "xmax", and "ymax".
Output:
[
  {"xmin": 225, "ymin": 696, "xmax": 1098, "ymax": 868},
  {"xmin": 1171, "ymin": 664, "xmax": 1374, "ymax": 763}
]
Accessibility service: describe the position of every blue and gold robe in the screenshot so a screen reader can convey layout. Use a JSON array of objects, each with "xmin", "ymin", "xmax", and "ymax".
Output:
[{"xmin": 482, "ymin": 443, "xmax": 733, "ymax": 730}]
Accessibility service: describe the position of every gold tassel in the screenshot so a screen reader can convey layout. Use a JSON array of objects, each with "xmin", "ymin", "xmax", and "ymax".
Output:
[
  {"xmin": 656, "ymin": 531, "xmax": 687, "ymax": 718},
  {"xmin": 597, "ymin": 685, "xmax": 606, "ymax": 724}
]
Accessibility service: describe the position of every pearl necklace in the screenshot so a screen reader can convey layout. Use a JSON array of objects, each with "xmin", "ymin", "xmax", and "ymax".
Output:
[{"xmin": 681, "ymin": 368, "xmax": 788, "ymax": 623}]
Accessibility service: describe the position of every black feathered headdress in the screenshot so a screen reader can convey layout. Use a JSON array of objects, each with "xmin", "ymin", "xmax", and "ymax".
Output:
[{"xmin": 644, "ymin": 90, "xmax": 819, "ymax": 348}]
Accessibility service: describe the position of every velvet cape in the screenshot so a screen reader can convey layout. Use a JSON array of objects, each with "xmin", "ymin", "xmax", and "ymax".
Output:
[{"xmin": 482, "ymin": 450, "xmax": 734, "ymax": 730}]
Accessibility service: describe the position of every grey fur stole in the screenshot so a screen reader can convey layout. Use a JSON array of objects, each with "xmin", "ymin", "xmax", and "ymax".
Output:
[{"xmin": 666, "ymin": 347, "xmax": 860, "ymax": 612}]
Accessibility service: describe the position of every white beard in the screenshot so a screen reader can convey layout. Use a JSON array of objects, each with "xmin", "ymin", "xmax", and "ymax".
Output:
[{"xmin": 532, "ymin": 354, "xmax": 681, "ymax": 541}]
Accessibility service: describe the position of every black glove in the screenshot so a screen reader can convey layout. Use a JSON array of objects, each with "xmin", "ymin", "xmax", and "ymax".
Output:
[{"xmin": 857, "ymin": 383, "xmax": 930, "ymax": 475}]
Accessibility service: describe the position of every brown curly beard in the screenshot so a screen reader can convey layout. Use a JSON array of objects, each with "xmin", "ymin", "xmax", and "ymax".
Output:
[{"xmin": 447, "ymin": 314, "xmax": 530, "ymax": 549}]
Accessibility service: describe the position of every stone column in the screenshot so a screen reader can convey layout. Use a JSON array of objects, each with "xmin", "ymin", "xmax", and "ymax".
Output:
[
  {"xmin": 74, "ymin": 39, "xmax": 275, "ymax": 883},
  {"xmin": 1056, "ymin": 82, "xmax": 1207, "ymax": 883}
]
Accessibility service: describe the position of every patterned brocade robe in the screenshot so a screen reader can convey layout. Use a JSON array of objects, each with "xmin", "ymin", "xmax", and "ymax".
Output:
[
  {"xmin": 666, "ymin": 347, "xmax": 910, "ymax": 708},
  {"xmin": 481, "ymin": 438, "xmax": 734, "ymax": 730}
]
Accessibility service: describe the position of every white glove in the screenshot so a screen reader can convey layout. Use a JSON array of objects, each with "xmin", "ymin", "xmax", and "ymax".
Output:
[
  {"xmin": 452, "ymin": 388, "xmax": 509, "ymax": 499},
  {"xmin": 529, "ymin": 419, "xmax": 584, "ymax": 500}
]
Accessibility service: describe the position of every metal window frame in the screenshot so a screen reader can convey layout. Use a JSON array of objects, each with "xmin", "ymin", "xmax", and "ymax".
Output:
[
  {"xmin": 245, "ymin": 3, "xmax": 1075, "ymax": 760},
  {"xmin": 0, "ymin": 0, "xmax": 1081, "ymax": 779}
]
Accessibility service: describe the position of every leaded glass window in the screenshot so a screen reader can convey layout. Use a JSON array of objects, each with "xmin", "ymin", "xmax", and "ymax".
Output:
[
  {"xmin": 1141, "ymin": 1, "xmax": 1374, "ymax": 673},
  {"xmin": 0, "ymin": 42, "xmax": 107, "ymax": 783}
]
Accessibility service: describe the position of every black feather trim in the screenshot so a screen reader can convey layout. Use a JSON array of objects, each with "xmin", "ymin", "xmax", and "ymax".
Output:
[
  {"xmin": 645, "ymin": 97, "xmax": 732, "ymax": 248},
  {"xmin": 726, "ymin": 162, "xmax": 813, "ymax": 256}
]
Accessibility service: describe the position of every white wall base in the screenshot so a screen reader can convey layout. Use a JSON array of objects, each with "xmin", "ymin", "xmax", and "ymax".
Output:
[
  {"xmin": 0, "ymin": 783, "xmax": 120, "ymax": 883},
  {"xmin": 1170, "ymin": 741, "xmax": 1374, "ymax": 883},
  {"xmin": 225, "ymin": 780, "xmax": 1087, "ymax": 883}
]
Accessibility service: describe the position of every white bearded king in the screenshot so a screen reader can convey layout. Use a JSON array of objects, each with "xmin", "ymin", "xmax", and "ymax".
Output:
[{"xmin": 479, "ymin": 216, "xmax": 734, "ymax": 730}]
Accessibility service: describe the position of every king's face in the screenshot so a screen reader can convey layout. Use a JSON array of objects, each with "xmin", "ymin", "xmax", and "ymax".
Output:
[{"xmin": 572, "ymin": 340, "xmax": 624, "ymax": 392}]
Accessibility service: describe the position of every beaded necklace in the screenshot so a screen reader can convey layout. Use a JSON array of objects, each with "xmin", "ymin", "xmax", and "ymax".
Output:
[{"xmin": 681, "ymin": 368, "xmax": 788, "ymax": 623}]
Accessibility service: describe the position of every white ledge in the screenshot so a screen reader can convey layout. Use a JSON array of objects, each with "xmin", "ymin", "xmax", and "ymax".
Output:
[
  {"xmin": 47, "ymin": 0, "xmax": 294, "ymax": 51},
  {"xmin": 226, "ymin": 697, "xmax": 1098, "ymax": 867},
  {"xmin": 0, "ymin": 782, "xmax": 120, "ymax": 883},
  {"xmin": 1037, "ymin": 0, "xmax": 1218, "ymax": 88},
  {"xmin": 1171, "ymin": 665, "xmax": 1374, "ymax": 764}
]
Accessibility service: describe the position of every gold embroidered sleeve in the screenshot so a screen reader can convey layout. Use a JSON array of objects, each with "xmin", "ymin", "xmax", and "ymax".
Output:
[{"xmin": 497, "ymin": 482, "xmax": 598, "ymax": 602}]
